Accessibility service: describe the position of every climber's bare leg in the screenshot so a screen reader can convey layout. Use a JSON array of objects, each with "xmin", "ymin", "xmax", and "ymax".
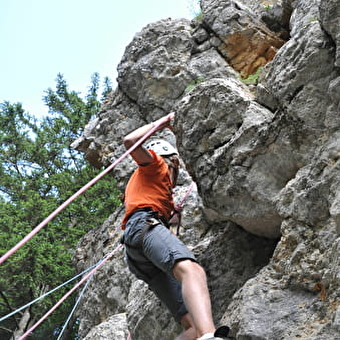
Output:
[{"xmin": 173, "ymin": 260, "xmax": 215, "ymax": 338}]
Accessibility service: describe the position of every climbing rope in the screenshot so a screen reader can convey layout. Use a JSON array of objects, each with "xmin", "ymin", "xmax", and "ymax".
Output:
[
  {"xmin": 56, "ymin": 274, "xmax": 93, "ymax": 340},
  {"xmin": 0, "ymin": 260, "xmax": 98, "ymax": 323},
  {"xmin": 176, "ymin": 182, "xmax": 195, "ymax": 210},
  {"xmin": 0, "ymin": 113, "xmax": 172, "ymax": 265},
  {"xmin": 17, "ymin": 243, "xmax": 124, "ymax": 340},
  {"xmin": 171, "ymin": 182, "xmax": 195, "ymax": 235},
  {"xmin": 55, "ymin": 225, "xmax": 121, "ymax": 339},
  {"xmin": 1, "ymin": 221, "xmax": 121, "ymax": 323}
]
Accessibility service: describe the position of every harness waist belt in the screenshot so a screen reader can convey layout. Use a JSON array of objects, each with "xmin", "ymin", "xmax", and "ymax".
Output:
[{"xmin": 128, "ymin": 207, "xmax": 170, "ymax": 228}]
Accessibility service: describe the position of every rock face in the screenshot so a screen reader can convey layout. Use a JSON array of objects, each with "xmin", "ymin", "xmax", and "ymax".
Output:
[{"xmin": 72, "ymin": 0, "xmax": 340, "ymax": 339}]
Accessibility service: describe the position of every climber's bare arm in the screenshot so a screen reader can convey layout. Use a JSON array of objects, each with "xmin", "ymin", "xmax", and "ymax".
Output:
[{"xmin": 123, "ymin": 113, "xmax": 174, "ymax": 165}]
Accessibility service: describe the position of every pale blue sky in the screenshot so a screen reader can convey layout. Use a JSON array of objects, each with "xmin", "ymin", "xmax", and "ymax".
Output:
[{"xmin": 0, "ymin": 0, "xmax": 199, "ymax": 117}]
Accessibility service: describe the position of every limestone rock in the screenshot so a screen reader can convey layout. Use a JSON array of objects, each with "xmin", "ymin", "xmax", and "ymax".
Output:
[
  {"xmin": 223, "ymin": 135, "xmax": 340, "ymax": 338},
  {"xmin": 175, "ymin": 78, "xmax": 299, "ymax": 238},
  {"xmin": 319, "ymin": 0, "xmax": 340, "ymax": 67},
  {"xmin": 117, "ymin": 18, "xmax": 193, "ymax": 113},
  {"xmin": 82, "ymin": 313, "xmax": 129, "ymax": 340},
  {"xmin": 257, "ymin": 0, "xmax": 339, "ymax": 127},
  {"xmin": 201, "ymin": 0, "xmax": 285, "ymax": 77}
]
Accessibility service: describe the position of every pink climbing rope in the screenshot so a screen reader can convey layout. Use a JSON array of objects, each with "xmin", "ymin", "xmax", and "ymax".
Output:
[
  {"xmin": 171, "ymin": 182, "xmax": 195, "ymax": 235},
  {"xmin": 0, "ymin": 113, "xmax": 173, "ymax": 265},
  {"xmin": 176, "ymin": 182, "xmax": 195, "ymax": 210},
  {"xmin": 17, "ymin": 243, "xmax": 123, "ymax": 340}
]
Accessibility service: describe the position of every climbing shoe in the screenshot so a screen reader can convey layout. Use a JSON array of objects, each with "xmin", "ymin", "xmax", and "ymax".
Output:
[
  {"xmin": 214, "ymin": 325, "xmax": 236, "ymax": 339},
  {"xmin": 197, "ymin": 326, "xmax": 236, "ymax": 339},
  {"xmin": 214, "ymin": 326, "xmax": 231, "ymax": 338}
]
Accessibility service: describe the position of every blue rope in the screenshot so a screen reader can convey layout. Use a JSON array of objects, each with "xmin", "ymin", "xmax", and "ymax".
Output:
[
  {"xmin": 56, "ymin": 273, "xmax": 93, "ymax": 340},
  {"xmin": 0, "ymin": 256, "xmax": 106, "ymax": 322}
]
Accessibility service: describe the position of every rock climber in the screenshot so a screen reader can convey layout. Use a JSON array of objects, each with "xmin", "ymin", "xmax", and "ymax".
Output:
[{"xmin": 121, "ymin": 113, "xmax": 234, "ymax": 340}]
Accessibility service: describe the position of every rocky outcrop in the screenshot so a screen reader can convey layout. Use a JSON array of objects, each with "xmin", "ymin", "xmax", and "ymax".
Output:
[
  {"xmin": 199, "ymin": 0, "xmax": 285, "ymax": 77},
  {"xmin": 72, "ymin": 0, "xmax": 340, "ymax": 339}
]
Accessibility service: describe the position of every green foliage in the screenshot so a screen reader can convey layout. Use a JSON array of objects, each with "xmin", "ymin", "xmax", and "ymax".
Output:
[
  {"xmin": 184, "ymin": 76, "xmax": 205, "ymax": 93},
  {"xmin": 0, "ymin": 73, "xmax": 120, "ymax": 339},
  {"xmin": 240, "ymin": 67, "xmax": 263, "ymax": 85}
]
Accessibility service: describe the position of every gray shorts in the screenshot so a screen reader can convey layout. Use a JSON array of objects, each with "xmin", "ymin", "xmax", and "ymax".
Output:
[{"xmin": 123, "ymin": 209, "xmax": 196, "ymax": 322}]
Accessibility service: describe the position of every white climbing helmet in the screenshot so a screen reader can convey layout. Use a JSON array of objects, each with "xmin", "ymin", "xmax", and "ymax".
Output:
[{"xmin": 145, "ymin": 139, "xmax": 178, "ymax": 156}]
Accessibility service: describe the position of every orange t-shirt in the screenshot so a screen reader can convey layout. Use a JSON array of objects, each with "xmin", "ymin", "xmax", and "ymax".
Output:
[{"xmin": 121, "ymin": 150, "xmax": 174, "ymax": 229}]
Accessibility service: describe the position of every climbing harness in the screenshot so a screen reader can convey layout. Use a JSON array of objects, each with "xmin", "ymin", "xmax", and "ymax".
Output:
[
  {"xmin": 121, "ymin": 182, "xmax": 194, "ymax": 249},
  {"xmin": 121, "ymin": 208, "xmax": 167, "ymax": 249}
]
